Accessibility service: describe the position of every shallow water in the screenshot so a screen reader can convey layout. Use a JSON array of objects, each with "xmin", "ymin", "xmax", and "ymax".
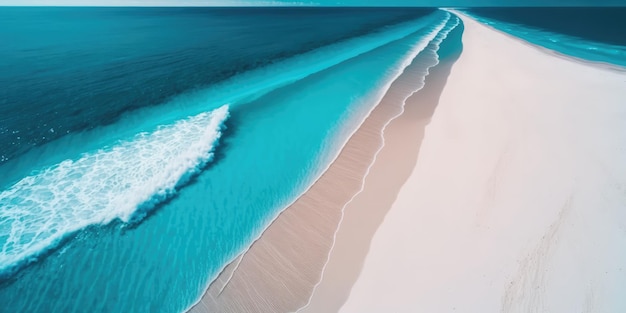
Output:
[{"xmin": 0, "ymin": 7, "xmax": 454, "ymax": 313}]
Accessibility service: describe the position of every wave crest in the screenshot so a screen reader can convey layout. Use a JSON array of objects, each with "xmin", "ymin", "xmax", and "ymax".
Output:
[{"xmin": 0, "ymin": 105, "xmax": 230, "ymax": 274}]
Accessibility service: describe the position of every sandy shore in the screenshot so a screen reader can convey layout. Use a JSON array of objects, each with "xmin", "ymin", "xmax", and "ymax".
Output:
[
  {"xmin": 187, "ymin": 15, "xmax": 457, "ymax": 313},
  {"xmin": 298, "ymin": 29, "xmax": 463, "ymax": 313},
  {"xmin": 338, "ymin": 11, "xmax": 626, "ymax": 313},
  {"xmin": 189, "ymin": 11, "xmax": 626, "ymax": 313}
]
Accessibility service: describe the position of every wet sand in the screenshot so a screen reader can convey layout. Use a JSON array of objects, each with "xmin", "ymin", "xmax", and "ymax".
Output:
[{"xmin": 299, "ymin": 48, "xmax": 461, "ymax": 313}]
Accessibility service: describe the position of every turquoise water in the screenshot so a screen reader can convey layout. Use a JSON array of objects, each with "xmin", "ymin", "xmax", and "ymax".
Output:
[
  {"xmin": 0, "ymin": 7, "xmax": 458, "ymax": 313},
  {"xmin": 466, "ymin": 8, "xmax": 626, "ymax": 68}
]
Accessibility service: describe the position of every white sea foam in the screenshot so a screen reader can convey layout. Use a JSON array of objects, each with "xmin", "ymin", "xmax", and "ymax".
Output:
[{"xmin": 0, "ymin": 105, "xmax": 229, "ymax": 274}]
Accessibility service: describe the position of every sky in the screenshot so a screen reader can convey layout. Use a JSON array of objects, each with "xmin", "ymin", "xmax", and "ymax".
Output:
[{"xmin": 0, "ymin": 0, "xmax": 624, "ymax": 5}]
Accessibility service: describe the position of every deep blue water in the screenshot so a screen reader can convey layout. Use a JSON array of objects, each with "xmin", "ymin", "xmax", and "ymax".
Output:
[
  {"xmin": 0, "ymin": 7, "xmax": 436, "ymax": 165},
  {"xmin": 466, "ymin": 7, "xmax": 626, "ymax": 68},
  {"xmin": 0, "ymin": 7, "xmax": 457, "ymax": 313}
]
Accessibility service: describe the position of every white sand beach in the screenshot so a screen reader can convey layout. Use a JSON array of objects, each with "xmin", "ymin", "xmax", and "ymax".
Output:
[{"xmin": 336, "ymin": 10, "xmax": 626, "ymax": 313}]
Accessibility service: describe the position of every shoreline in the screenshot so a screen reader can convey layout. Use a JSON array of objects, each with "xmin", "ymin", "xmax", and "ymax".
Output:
[
  {"xmin": 298, "ymin": 19, "xmax": 462, "ymax": 313},
  {"xmin": 186, "ymin": 14, "xmax": 454, "ymax": 313},
  {"xmin": 298, "ymin": 35, "xmax": 463, "ymax": 313}
]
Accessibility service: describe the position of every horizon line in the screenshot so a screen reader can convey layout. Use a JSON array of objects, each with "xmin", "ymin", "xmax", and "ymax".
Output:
[{"xmin": 0, "ymin": 4, "xmax": 624, "ymax": 7}]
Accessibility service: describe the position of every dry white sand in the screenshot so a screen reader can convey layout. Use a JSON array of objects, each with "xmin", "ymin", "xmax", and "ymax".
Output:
[{"xmin": 338, "ymin": 11, "xmax": 626, "ymax": 313}]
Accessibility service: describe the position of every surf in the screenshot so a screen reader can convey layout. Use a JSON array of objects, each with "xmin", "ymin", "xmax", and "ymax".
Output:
[{"xmin": 0, "ymin": 105, "xmax": 229, "ymax": 275}]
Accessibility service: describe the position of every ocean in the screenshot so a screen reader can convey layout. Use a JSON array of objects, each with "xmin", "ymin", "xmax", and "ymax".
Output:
[
  {"xmin": 0, "ymin": 7, "xmax": 456, "ymax": 312},
  {"xmin": 465, "ymin": 7, "xmax": 626, "ymax": 68}
]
